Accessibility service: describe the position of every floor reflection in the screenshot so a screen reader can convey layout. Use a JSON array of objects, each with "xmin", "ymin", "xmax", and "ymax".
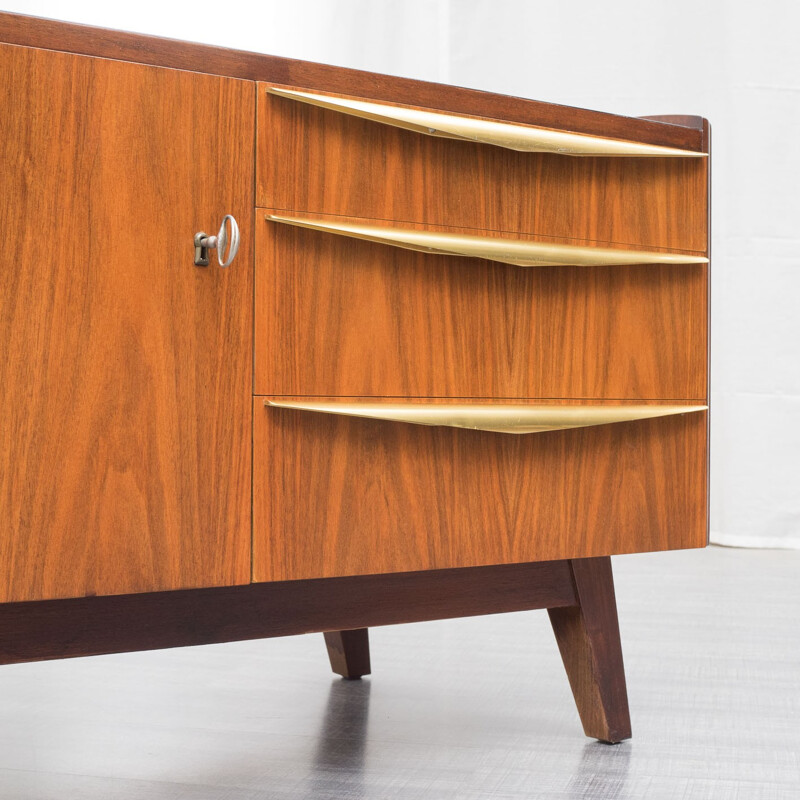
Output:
[
  {"xmin": 306, "ymin": 677, "xmax": 371, "ymax": 796},
  {"xmin": 564, "ymin": 740, "xmax": 632, "ymax": 799}
]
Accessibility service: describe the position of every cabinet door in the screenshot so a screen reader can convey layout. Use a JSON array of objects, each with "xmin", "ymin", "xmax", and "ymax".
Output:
[{"xmin": 0, "ymin": 45, "xmax": 254, "ymax": 601}]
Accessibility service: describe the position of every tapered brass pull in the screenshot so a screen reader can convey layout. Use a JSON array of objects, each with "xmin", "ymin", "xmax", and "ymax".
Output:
[
  {"xmin": 267, "ymin": 87, "xmax": 707, "ymax": 158},
  {"xmin": 266, "ymin": 214, "xmax": 708, "ymax": 268},
  {"xmin": 266, "ymin": 400, "xmax": 707, "ymax": 434}
]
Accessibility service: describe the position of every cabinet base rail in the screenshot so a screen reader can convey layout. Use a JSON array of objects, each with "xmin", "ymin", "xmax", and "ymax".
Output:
[{"xmin": 0, "ymin": 557, "xmax": 630, "ymax": 742}]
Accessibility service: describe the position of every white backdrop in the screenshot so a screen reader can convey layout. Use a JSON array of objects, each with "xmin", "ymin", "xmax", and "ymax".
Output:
[{"xmin": 7, "ymin": 0, "xmax": 800, "ymax": 548}]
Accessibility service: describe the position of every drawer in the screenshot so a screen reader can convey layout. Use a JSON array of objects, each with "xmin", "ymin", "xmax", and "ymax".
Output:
[
  {"xmin": 257, "ymin": 83, "xmax": 709, "ymax": 252},
  {"xmin": 253, "ymin": 399, "xmax": 708, "ymax": 582},
  {"xmin": 255, "ymin": 215, "xmax": 708, "ymax": 399}
]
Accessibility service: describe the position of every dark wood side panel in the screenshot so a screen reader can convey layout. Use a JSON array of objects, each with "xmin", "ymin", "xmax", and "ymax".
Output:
[
  {"xmin": 255, "ymin": 218, "xmax": 707, "ymax": 399},
  {"xmin": 253, "ymin": 402, "xmax": 708, "ymax": 582},
  {"xmin": 0, "ymin": 561, "xmax": 576, "ymax": 665},
  {"xmin": 0, "ymin": 44, "xmax": 254, "ymax": 602},
  {"xmin": 0, "ymin": 11, "xmax": 704, "ymax": 152},
  {"xmin": 256, "ymin": 87, "xmax": 709, "ymax": 251}
]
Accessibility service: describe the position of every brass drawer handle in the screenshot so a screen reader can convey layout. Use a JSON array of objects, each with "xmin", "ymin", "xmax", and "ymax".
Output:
[
  {"xmin": 266, "ymin": 400, "xmax": 707, "ymax": 435},
  {"xmin": 267, "ymin": 214, "xmax": 708, "ymax": 268},
  {"xmin": 267, "ymin": 87, "xmax": 707, "ymax": 158}
]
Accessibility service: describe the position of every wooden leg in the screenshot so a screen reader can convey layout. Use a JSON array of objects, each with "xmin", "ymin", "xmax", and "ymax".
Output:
[
  {"xmin": 548, "ymin": 557, "xmax": 631, "ymax": 743},
  {"xmin": 324, "ymin": 628, "xmax": 371, "ymax": 679}
]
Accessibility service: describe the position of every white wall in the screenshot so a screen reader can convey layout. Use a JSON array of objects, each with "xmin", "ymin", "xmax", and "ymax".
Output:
[
  {"xmin": 7, "ymin": 0, "xmax": 452, "ymax": 81},
  {"xmin": 6, "ymin": 0, "xmax": 799, "ymax": 548}
]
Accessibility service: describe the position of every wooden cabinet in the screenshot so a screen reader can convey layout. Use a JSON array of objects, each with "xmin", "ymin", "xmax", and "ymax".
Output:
[
  {"xmin": 0, "ymin": 44, "xmax": 254, "ymax": 602},
  {"xmin": 0, "ymin": 11, "xmax": 710, "ymax": 743}
]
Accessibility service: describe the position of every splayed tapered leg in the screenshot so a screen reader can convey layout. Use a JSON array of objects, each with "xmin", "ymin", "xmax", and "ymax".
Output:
[
  {"xmin": 548, "ymin": 557, "xmax": 631, "ymax": 743},
  {"xmin": 324, "ymin": 628, "xmax": 371, "ymax": 679}
]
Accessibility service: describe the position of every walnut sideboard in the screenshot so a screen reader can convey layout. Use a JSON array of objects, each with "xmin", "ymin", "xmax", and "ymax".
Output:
[{"xmin": 0, "ymin": 11, "xmax": 709, "ymax": 744}]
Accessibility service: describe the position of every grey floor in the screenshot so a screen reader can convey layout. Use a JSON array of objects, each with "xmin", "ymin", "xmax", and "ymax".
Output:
[{"xmin": 0, "ymin": 546, "xmax": 798, "ymax": 799}]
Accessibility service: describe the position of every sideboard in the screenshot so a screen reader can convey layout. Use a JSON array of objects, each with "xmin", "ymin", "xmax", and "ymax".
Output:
[{"xmin": 0, "ymin": 11, "xmax": 709, "ymax": 744}]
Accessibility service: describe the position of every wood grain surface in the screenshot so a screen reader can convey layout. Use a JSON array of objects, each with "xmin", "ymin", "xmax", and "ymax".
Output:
[
  {"xmin": 549, "ymin": 557, "xmax": 631, "ymax": 743},
  {"xmin": 0, "ymin": 11, "xmax": 704, "ymax": 152},
  {"xmin": 253, "ymin": 401, "xmax": 708, "ymax": 582},
  {"xmin": 255, "ymin": 218, "xmax": 707, "ymax": 399},
  {"xmin": 257, "ymin": 86, "xmax": 709, "ymax": 251},
  {"xmin": 0, "ymin": 560, "xmax": 577, "ymax": 665},
  {"xmin": 0, "ymin": 44, "xmax": 254, "ymax": 602}
]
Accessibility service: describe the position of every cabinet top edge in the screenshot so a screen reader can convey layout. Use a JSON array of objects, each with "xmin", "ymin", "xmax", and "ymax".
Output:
[{"xmin": 0, "ymin": 11, "xmax": 707, "ymax": 153}]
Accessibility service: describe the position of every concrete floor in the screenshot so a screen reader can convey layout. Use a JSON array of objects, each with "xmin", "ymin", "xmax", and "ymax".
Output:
[{"xmin": 0, "ymin": 546, "xmax": 798, "ymax": 799}]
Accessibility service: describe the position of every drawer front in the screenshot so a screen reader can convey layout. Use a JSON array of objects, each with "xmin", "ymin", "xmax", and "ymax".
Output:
[
  {"xmin": 257, "ymin": 84, "xmax": 708, "ymax": 253},
  {"xmin": 255, "ymin": 217, "xmax": 708, "ymax": 399},
  {"xmin": 253, "ymin": 401, "xmax": 708, "ymax": 582}
]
